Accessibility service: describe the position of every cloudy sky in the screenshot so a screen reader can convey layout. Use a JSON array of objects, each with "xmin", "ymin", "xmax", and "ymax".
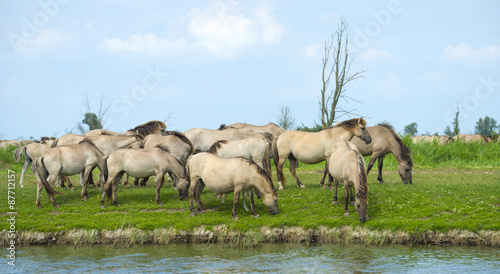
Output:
[{"xmin": 1, "ymin": 0, "xmax": 499, "ymax": 140}]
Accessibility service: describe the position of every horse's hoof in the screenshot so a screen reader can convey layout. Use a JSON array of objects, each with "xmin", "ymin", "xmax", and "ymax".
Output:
[
  {"xmin": 190, "ymin": 213, "xmax": 196, "ymax": 217},
  {"xmin": 344, "ymin": 213, "xmax": 350, "ymax": 217},
  {"xmin": 101, "ymin": 205, "xmax": 105, "ymax": 209},
  {"xmin": 70, "ymin": 187, "xmax": 75, "ymax": 191},
  {"xmin": 278, "ymin": 187, "xmax": 284, "ymax": 191},
  {"xmin": 233, "ymin": 216, "xmax": 239, "ymax": 220},
  {"xmin": 379, "ymin": 181, "xmax": 385, "ymax": 184},
  {"xmin": 332, "ymin": 201, "xmax": 339, "ymax": 205},
  {"xmin": 54, "ymin": 204, "xmax": 60, "ymax": 208},
  {"xmin": 61, "ymin": 187, "xmax": 67, "ymax": 190},
  {"xmin": 158, "ymin": 202, "xmax": 164, "ymax": 207},
  {"xmin": 300, "ymin": 185, "xmax": 306, "ymax": 189},
  {"xmin": 328, "ymin": 186, "xmax": 334, "ymax": 191},
  {"xmin": 37, "ymin": 204, "xmax": 43, "ymax": 209},
  {"xmin": 253, "ymin": 214, "xmax": 260, "ymax": 218},
  {"xmin": 321, "ymin": 185, "xmax": 326, "ymax": 189},
  {"xmin": 21, "ymin": 185, "xmax": 24, "ymax": 188},
  {"xmin": 82, "ymin": 197, "xmax": 87, "ymax": 202}
]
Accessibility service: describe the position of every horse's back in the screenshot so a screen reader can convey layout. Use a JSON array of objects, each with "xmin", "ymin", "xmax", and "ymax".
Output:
[{"xmin": 329, "ymin": 141, "xmax": 360, "ymax": 182}]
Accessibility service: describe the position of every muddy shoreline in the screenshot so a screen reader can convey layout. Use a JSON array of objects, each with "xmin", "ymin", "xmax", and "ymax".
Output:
[{"xmin": 2, "ymin": 226, "xmax": 499, "ymax": 247}]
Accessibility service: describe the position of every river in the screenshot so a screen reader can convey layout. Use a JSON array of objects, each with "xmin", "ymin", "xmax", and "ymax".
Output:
[{"xmin": 3, "ymin": 243, "xmax": 499, "ymax": 273}]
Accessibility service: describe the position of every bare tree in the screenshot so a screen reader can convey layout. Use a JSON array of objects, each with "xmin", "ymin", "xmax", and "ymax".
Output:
[
  {"xmin": 277, "ymin": 105, "xmax": 295, "ymax": 130},
  {"xmin": 319, "ymin": 19, "xmax": 366, "ymax": 129},
  {"xmin": 76, "ymin": 93, "xmax": 110, "ymax": 134}
]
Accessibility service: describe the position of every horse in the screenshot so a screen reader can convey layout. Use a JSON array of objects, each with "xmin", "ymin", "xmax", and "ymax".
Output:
[
  {"xmin": 33, "ymin": 140, "xmax": 106, "ymax": 208},
  {"xmin": 227, "ymin": 122, "xmax": 285, "ymax": 155},
  {"xmin": 208, "ymin": 138, "xmax": 272, "ymax": 211},
  {"xmin": 453, "ymin": 134, "xmax": 489, "ymax": 145},
  {"xmin": 273, "ymin": 118, "xmax": 372, "ymax": 190},
  {"xmin": 350, "ymin": 122, "xmax": 413, "ymax": 184},
  {"xmin": 412, "ymin": 135, "xmax": 453, "ymax": 145},
  {"xmin": 84, "ymin": 120, "xmax": 166, "ymax": 137},
  {"xmin": 328, "ymin": 141, "xmax": 369, "ymax": 223},
  {"xmin": 14, "ymin": 142, "xmax": 73, "ymax": 189},
  {"xmin": 184, "ymin": 125, "xmax": 273, "ymax": 153},
  {"xmin": 51, "ymin": 134, "xmax": 85, "ymax": 147},
  {"xmin": 100, "ymin": 146, "xmax": 190, "ymax": 208},
  {"xmin": 134, "ymin": 131, "xmax": 195, "ymax": 186},
  {"xmin": 187, "ymin": 153, "xmax": 279, "ymax": 220}
]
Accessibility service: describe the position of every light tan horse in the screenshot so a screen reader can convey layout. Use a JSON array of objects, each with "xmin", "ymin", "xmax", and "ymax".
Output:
[
  {"xmin": 329, "ymin": 141, "xmax": 369, "ymax": 223},
  {"xmin": 184, "ymin": 125, "xmax": 273, "ymax": 153},
  {"xmin": 227, "ymin": 122, "xmax": 285, "ymax": 154},
  {"xmin": 133, "ymin": 131, "xmax": 195, "ymax": 187},
  {"xmin": 51, "ymin": 134, "xmax": 85, "ymax": 147},
  {"xmin": 33, "ymin": 140, "xmax": 106, "ymax": 208},
  {"xmin": 453, "ymin": 134, "xmax": 489, "ymax": 145},
  {"xmin": 100, "ymin": 146, "xmax": 190, "ymax": 208},
  {"xmin": 84, "ymin": 120, "xmax": 166, "ymax": 137},
  {"xmin": 187, "ymin": 153, "xmax": 279, "ymax": 220},
  {"xmin": 14, "ymin": 141, "xmax": 72, "ymax": 189},
  {"xmin": 208, "ymin": 138, "xmax": 271, "ymax": 210},
  {"xmin": 274, "ymin": 118, "xmax": 372, "ymax": 190},
  {"xmin": 351, "ymin": 122, "xmax": 413, "ymax": 184},
  {"xmin": 412, "ymin": 135, "xmax": 453, "ymax": 145}
]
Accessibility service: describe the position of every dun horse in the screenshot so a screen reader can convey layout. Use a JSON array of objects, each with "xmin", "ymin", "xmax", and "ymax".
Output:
[
  {"xmin": 100, "ymin": 146, "xmax": 190, "ymax": 208},
  {"xmin": 84, "ymin": 120, "xmax": 166, "ymax": 137},
  {"xmin": 187, "ymin": 153, "xmax": 279, "ymax": 220},
  {"xmin": 329, "ymin": 141, "xmax": 369, "ymax": 223},
  {"xmin": 274, "ymin": 118, "xmax": 372, "ymax": 190},
  {"xmin": 350, "ymin": 122, "xmax": 413, "ymax": 184},
  {"xmin": 33, "ymin": 140, "xmax": 105, "ymax": 208}
]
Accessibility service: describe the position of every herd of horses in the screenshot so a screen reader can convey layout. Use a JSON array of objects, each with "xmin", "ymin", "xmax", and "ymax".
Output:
[{"xmin": 9, "ymin": 119, "xmax": 423, "ymax": 222}]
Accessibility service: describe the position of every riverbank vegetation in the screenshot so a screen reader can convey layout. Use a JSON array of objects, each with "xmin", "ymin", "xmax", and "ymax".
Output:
[{"xmin": 0, "ymin": 142, "xmax": 499, "ymax": 246}]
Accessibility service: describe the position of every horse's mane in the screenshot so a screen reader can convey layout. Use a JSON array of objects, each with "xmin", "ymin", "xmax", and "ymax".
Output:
[
  {"xmin": 161, "ymin": 131, "xmax": 195, "ymax": 153},
  {"xmin": 208, "ymin": 140, "xmax": 228, "ymax": 154},
  {"xmin": 128, "ymin": 120, "xmax": 166, "ymax": 137},
  {"xmin": 154, "ymin": 145, "xmax": 187, "ymax": 175},
  {"xmin": 237, "ymin": 157, "xmax": 275, "ymax": 191},
  {"xmin": 217, "ymin": 124, "xmax": 227, "ymax": 130},
  {"xmin": 345, "ymin": 141, "xmax": 368, "ymax": 205},
  {"xmin": 376, "ymin": 122, "xmax": 413, "ymax": 167},
  {"xmin": 78, "ymin": 139, "xmax": 105, "ymax": 156},
  {"xmin": 333, "ymin": 118, "xmax": 367, "ymax": 130},
  {"xmin": 479, "ymin": 134, "xmax": 489, "ymax": 145}
]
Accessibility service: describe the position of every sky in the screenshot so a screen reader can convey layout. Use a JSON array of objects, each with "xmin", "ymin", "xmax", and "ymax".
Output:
[{"xmin": 1, "ymin": 0, "xmax": 499, "ymax": 140}]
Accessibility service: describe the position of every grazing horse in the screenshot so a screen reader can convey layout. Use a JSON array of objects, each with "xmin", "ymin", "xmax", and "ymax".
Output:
[
  {"xmin": 184, "ymin": 125, "xmax": 273, "ymax": 153},
  {"xmin": 134, "ymin": 131, "xmax": 195, "ymax": 186},
  {"xmin": 14, "ymin": 142, "xmax": 72, "ymax": 189},
  {"xmin": 412, "ymin": 135, "xmax": 453, "ymax": 145},
  {"xmin": 274, "ymin": 118, "xmax": 372, "ymax": 190},
  {"xmin": 329, "ymin": 141, "xmax": 369, "ymax": 223},
  {"xmin": 100, "ymin": 146, "xmax": 190, "ymax": 208},
  {"xmin": 187, "ymin": 153, "xmax": 279, "ymax": 220},
  {"xmin": 33, "ymin": 140, "xmax": 106, "ymax": 208},
  {"xmin": 453, "ymin": 134, "xmax": 489, "ymax": 145},
  {"xmin": 208, "ymin": 138, "xmax": 271, "ymax": 210},
  {"xmin": 85, "ymin": 120, "xmax": 166, "ymax": 137},
  {"xmin": 350, "ymin": 122, "xmax": 413, "ymax": 184}
]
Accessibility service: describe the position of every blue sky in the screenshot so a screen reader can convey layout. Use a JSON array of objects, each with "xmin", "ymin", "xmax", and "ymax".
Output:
[{"xmin": 1, "ymin": 0, "xmax": 499, "ymax": 140}]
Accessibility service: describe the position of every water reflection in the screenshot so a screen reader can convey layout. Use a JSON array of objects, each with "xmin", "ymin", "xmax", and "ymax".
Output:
[{"xmin": 3, "ymin": 244, "xmax": 499, "ymax": 273}]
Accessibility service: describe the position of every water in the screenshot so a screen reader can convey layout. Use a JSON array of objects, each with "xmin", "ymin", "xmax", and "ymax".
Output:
[{"xmin": 3, "ymin": 244, "xmax": 499, "ymax": 273}]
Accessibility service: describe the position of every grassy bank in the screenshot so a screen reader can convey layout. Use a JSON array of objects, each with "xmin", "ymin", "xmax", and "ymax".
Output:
[{"xmin": 1, "ymin": 143, "xmax": 499, "ymax": 246}]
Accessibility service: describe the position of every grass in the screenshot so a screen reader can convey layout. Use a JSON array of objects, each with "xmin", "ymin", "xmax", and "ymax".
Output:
[{"xmin": 0, "ymin": 142, "xmax": 499, "ymax": 245}]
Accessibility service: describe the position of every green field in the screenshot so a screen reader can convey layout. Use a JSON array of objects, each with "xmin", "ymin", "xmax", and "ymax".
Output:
[{"xmin": 1, "ymin": 141, "xmax": 499, "ymax": 245}]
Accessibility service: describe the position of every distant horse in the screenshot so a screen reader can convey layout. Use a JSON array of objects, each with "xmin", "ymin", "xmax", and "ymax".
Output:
[
  {"xmin": 329, "ymin": 141, "xmax": 369, "ymax": 223},
  {"xmin": 453, "ymin": 134, "xmax": 489, "ymax": 145},
  {"xmin": 208, "ymin": 138, "xmax": 272, "ymax": 210},
  {"xmin": 184, "ymin": 125, "xmax": 273, "ymax": 153},
  {"xmin": 227, "ymin": 122, "xmax": 285, "ymax": 155},
  {"xmin": 187, "ymin": 153, "xmax": 279, "ymax": 220},
  {"xmin": 135, "ymin": 131, "xmax": 195, "ymax": 186},
  {"xmin": 84, "ymin": 120, "xmax": 166, "ymax": 137},
  {"xmin": 351, "ymin": 122, "xmax": 413, "ymax": 184},
  {"xmin": 33, "ymin": 140, "xmax": 106, "ymax": 208},
  {"xmin": 100, "ymin": 146, "xmax": 190, "ymax": 208},
  {"xmin": 412, "ymin": 135, "xmax": 453, "ymax": 145},
  {"xmin": 274, "ymin": 118, "xmax": 372, "ymax": 190},
  {"xmin": 14, "ymin": 142, "xmax": 73, "ymax": 189}
]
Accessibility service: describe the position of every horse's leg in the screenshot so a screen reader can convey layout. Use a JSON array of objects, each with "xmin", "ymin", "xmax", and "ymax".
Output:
[
  {"xmin": 220, "ymin": 194, "xmax": 226, "ymax": 204},
  {"xmin": 276, "ymin": 155, "xmax": 287, "ymax": 191},
  {"xmin": 189, "ymin": 178, "xmax": 199, "ymax": 216},
  {"xmin": 349, "ymin": 184, "xmax": 355, "ymax": 206},
  {"xmin": 20, "ymin": 156, "xmax": 31, "ymax": 188},
  {"xmin": 242, "ymin": 189, "xmax": 249, "ymax": 212},
  {"xmin": 320, "ymin": 162, "xmax": 328, "ymax": 189},
  {"xmin": 133, "ymin": 177, "xmax": 140, "ymax": 187},
  {"xmin": 59, "ymin": 174, "xmax": 66, "ymax": 190},
  {"xmin": 47, "ymin": 175, "xmax": 59, "ymax": 208},
  {"xmin": 253, "ymin": 186, "xmax": 262, "ymax": 199},
  {"xmin": 248, "ymin": 188, "xmax": 259, "ymax": 218},
  {"xmin": 101, "ymin": 174, "xmax": 116, "ymax": 208},
  {"xmin": 195, "ymin": 180, "xmax": 205, "ymax": 212},
  {"xmin": 232, "ymin": 186, "xmax": 243, "ymax": 220},
  {"xmin": 332, "ymin": 179, "xmax": 339, "ymax": 205},
  {"xmin": 122, "ymin": 174, "xmax": 130, "ymax": 187},
  {"xmin": 343, "ymin": 180, "xmax": 350, "ymax": 217},
  {"xmin": 112, "ymin": 173, "xmax": 124, "ymax": 207},
  {"xmin": 377, "ymin": 156, "xmax": 386, "ymax": 184},
  {"xmin": 35, "ymin": 181, "xmax": 44, "ymax": 208},
  {"xmin": 65, "ymin": 175, "xmax": 74, "ymax": 190},
  {"xmin": 81, "ymin": 168, "xmax": 93, "ymax": 201},
  {"xmin": 289, "ymin": 156, "xmax": 305, "ymax": 189},
  {"xmin": 155, "ymin": 173, "xmax": 165, "ymax": 206}
]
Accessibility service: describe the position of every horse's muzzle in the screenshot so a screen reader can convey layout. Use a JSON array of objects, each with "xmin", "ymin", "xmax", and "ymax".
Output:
[
  {"xmin": 359, "ymin": 215, "xmax": 368, "ymax": 223},
  {"xmin": 364, "ymin": 137, "xmax": 372, "ymax": 144}
]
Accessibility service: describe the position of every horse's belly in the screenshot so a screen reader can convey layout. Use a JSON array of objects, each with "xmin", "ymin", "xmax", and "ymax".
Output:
[
  {"xmin": 125, "ymin": 169, "xmax": 155, "ymax": 178},
  {"xmin": 204, "ymin": 180, "xmax": 234, "ymax": 194}
]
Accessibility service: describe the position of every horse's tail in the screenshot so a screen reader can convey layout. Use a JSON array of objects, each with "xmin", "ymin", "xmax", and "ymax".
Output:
[
  {"xmin": 352, "ymin": 148, "xmax": 368, "ymax": 205},
  {"xmin": 263, "ymin": 143, "xmax": 272, "ymax": 177},
  {"xmin": 34, "ymin": 157, "xmax": 63, "ymax": 195},
  {"xmin": 14, "ymin": 146, "xmax": 26, "ymax": 162},
  {"xmin": 102, "ymin": 155, "xmax": 109, "ymax": 183},
  {"xmin": 272, "ymin": 137, "xmax": 286, "ymax": 187},
  {"xmin": 51, "ymin": 138, "xmax": 59, "ymax": 148}
]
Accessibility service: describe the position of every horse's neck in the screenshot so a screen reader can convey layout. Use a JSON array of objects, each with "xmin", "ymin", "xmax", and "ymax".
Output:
[
  {"xmin": 167, "ymin": 159, "xmax": 186, "ymax": 179},
  {"xmin": 328, "ymin": 127, "xmax": 354, "ymax": 141},
  {"xmin": 387, "ymin": 137, "xmax": 406, "ymax": 163}
]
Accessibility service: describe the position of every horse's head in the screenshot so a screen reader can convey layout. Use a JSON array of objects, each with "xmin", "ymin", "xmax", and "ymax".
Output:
[
  {"xmin": 398, "ymin": 158, "xmax": 413, "ymax": 184},
  {"xmin": 175, "ymin": 177, "xmax": 190, "ymax": 200},
  {"xmin": 263, "ymin": 190, "xmax": 279, "ymax": 215},
  {"xmin": 355, "ymin": 194, "xmax": 368, "ymax": 223},
  {"xmin": 352, "ymin": 118, "xmax": 372, "ymax": 144}
]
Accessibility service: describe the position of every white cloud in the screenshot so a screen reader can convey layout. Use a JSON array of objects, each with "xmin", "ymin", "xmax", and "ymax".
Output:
[
  {"xmin": 103, "ymin": 2, "xmax": 284, "ymax": 58},
  {"xmin": 442, "ymin": 43, "xmax": 500, "ymax": 62},
  {"xmin": 14, "ymin": 28, "xmax": 71, "ymax": 54},
  {"xmin": 360, "ymin": 49, "xmax": 392, "ymax": 61},
  {"xmin": 300, "ymin": 43, "xmax": 320, "ymax": 57}
]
